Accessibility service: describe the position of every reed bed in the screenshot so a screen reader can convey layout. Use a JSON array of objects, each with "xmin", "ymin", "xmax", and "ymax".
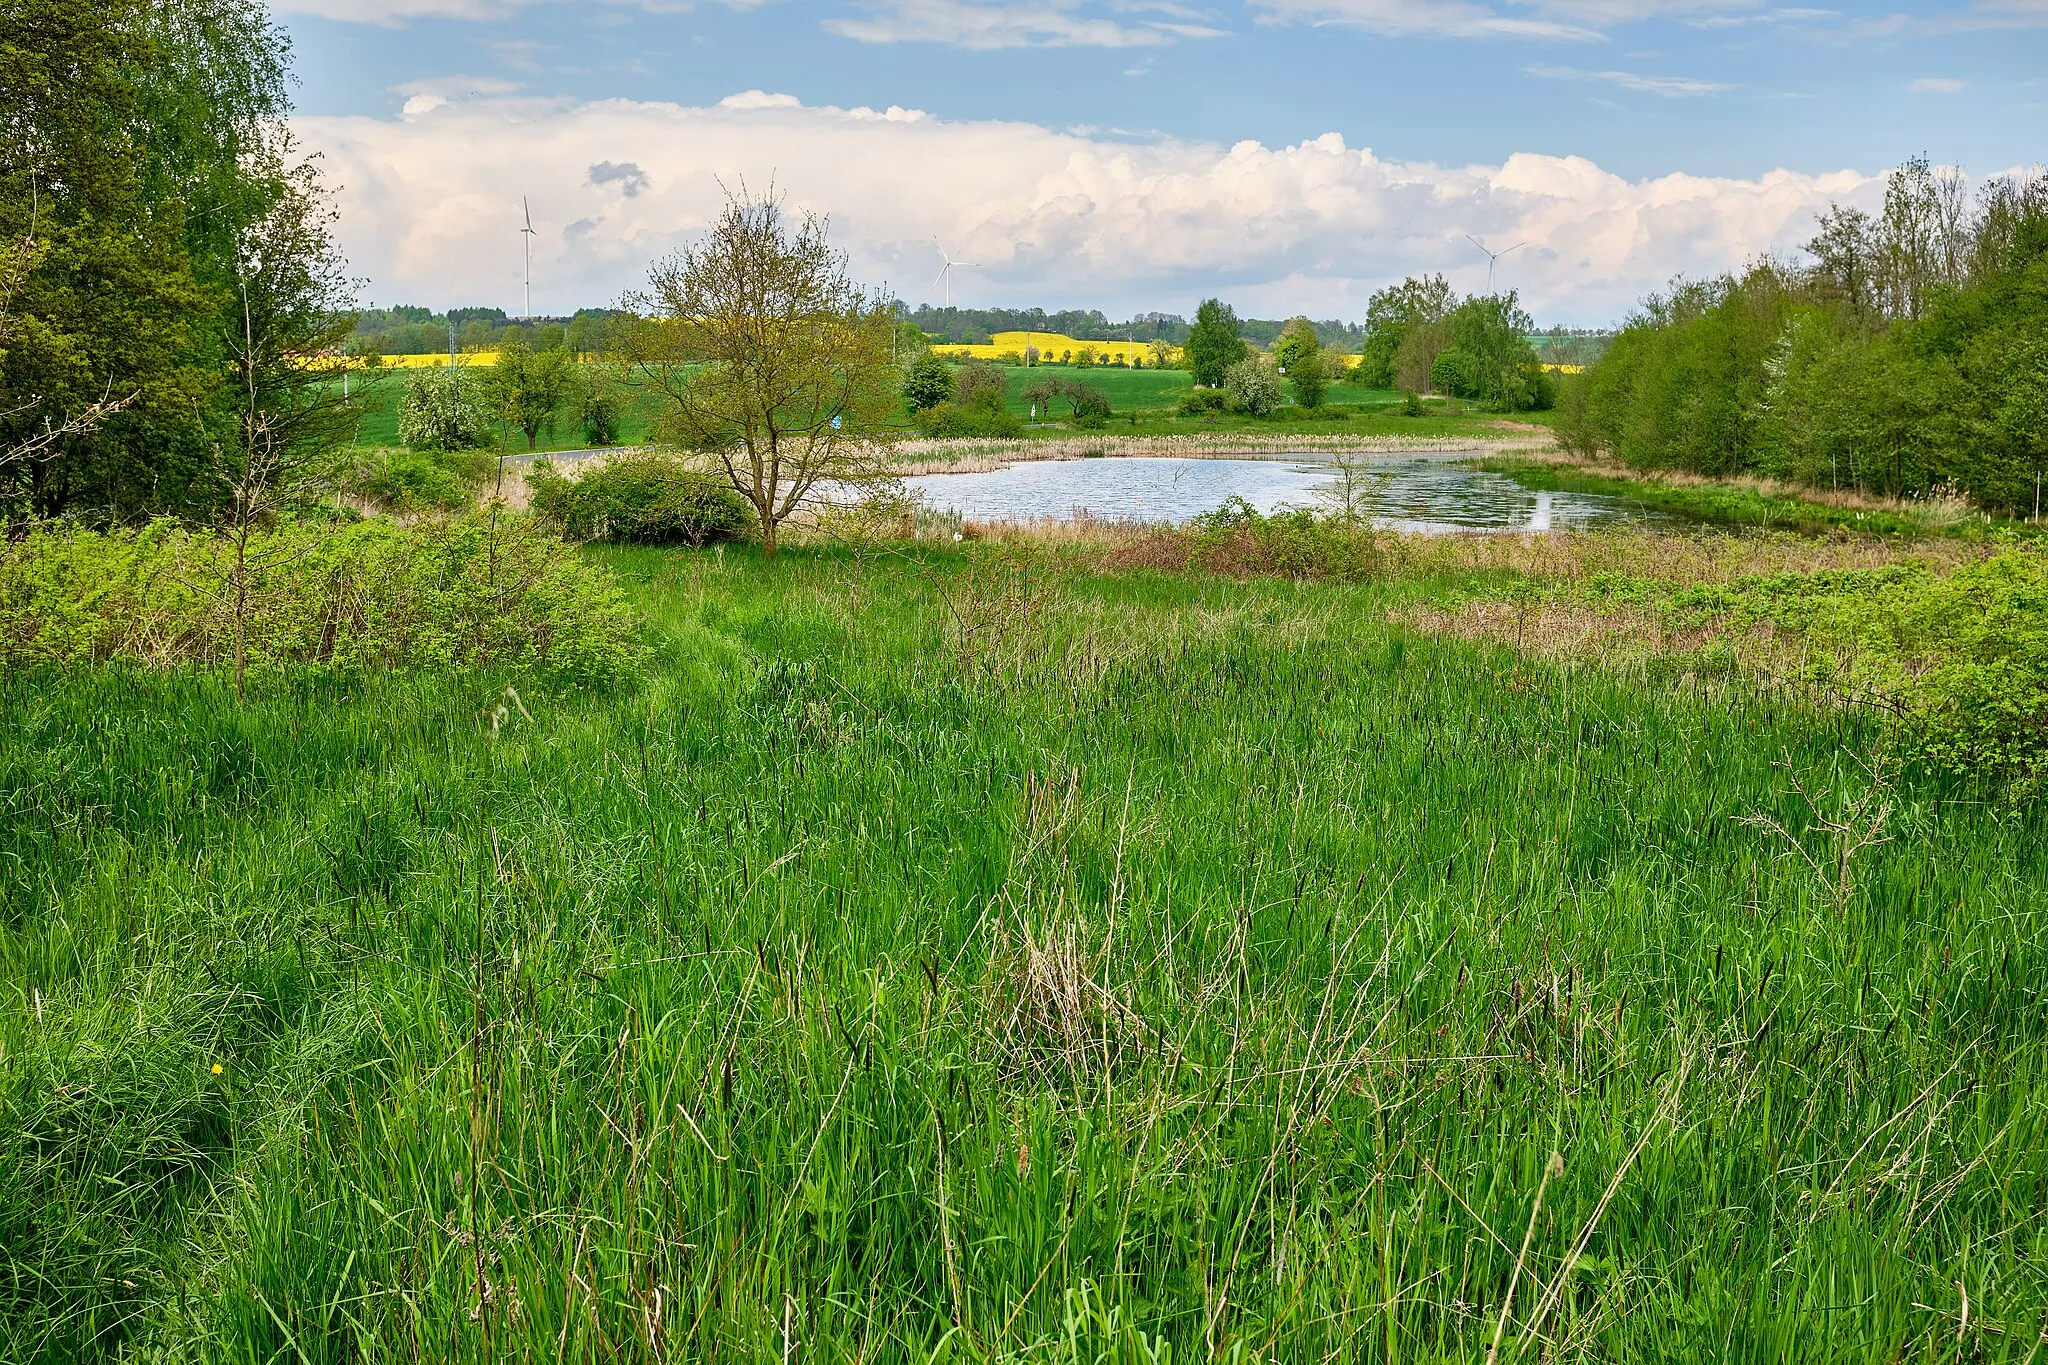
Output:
[{"xmin": 2, "ymin": 543, "xmax": 2044, "ymax": 1362}]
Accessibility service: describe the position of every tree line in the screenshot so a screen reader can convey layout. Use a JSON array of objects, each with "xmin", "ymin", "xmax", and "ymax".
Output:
[
  {"xmin": 1558, "ymin": 157, "xmax": 2048, "ymax": 515},
  {"xmin": 347, "ymin": 307, "xmax": 624, "ymax": 358}
]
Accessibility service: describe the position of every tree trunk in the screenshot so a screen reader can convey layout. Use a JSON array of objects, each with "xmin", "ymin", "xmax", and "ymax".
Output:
[{"xmin": 762, "ymin": 515, "xmax": 779, "ymax": 560}]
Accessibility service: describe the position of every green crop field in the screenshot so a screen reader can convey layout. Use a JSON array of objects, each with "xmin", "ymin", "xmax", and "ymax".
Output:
[
  {"xmin": 5, "ymin": 540, "xmax": 2044, "ymax": 1361},
  {"xmin": 333, "ymin": 363, "xmax": 1474, "ymax": 460}
]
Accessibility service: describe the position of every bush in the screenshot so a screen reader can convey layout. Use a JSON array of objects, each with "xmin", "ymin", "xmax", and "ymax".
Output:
[
  {"xmin": 952, "ymin": 359, "xmax": 1010, "ymax": 413},
  {"xmin": 1108, "ymin": 497, "xmax": 1381, "ymax": 581},
  {"xmin": 581, "ymin": 390, "xmax": 625, "ymax": 447},
  {"xmin": 345, "ymin": 446, "xmax": 494, "ymax": 511},
  {"xmin": 1067, "ymin": 382, "xmax": 1111, "ymax": 429},
  {"xmin": 1825, "ymin": 546, "xmax": 2048, "ymax": 797},
  {"xmin": 1400, "ymin": 390, "xmax": 1426, "ymax": 417},
  {"xmin": 0, "ymin": 515, "xmax": 643, "ymax": 681},
  {"xmin": 1224, "ymin": 358, "xmax": 1283, "ymax": 417},
  {"xmin": 397, "ymin": 370, "xmax": 494, "ymax": 452},
  {"xmin": 919, "ymin": 401, "xmax": 1025, "ymax": 438},
  {"xmin": 526, "ymin": 455, "xmax": 755, "ymax": 546},
  {"xmin": 1177, "ymin": 388, "xmax": 1229, "ymax": 416},
  {"xmin": 1430, "ymin": 348, "xmax": 1477, "ymax": 400},
  {"xmin": 903, "ymin": 353, "xmax": 954, "ymax": 413}
]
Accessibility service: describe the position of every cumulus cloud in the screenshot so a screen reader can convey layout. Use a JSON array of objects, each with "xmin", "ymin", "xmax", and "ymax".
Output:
[
  {"xmin": 1527, "ymin": 64, "xmax": 1733, "ymax": 95},
  {"xmin": 824, "ymin": 0, "xmax": 1224, "ymax": 47},
  {"xmin": 296, "ymin": 91, "xmax": 1875, "ymax": 325},
  {"xmin": 1248, "ymin": 0, "xmax": 1760, "ymax": 40}
]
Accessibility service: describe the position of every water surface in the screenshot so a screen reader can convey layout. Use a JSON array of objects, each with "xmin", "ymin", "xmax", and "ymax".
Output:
[{"xmin": 905, "ymin": 454, "xmax": 1681, "ymax": 534}]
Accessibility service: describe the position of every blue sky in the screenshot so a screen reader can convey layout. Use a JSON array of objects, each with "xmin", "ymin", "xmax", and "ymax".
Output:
[{"xmin": 277, "ymin": 0, "xmax": 2044, "ymax": 325}]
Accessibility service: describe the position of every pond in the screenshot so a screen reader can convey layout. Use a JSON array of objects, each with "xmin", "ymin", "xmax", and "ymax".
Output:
[{"xmin": 903, "ymin": 454, "xmax": 1683, "ymax": 534}]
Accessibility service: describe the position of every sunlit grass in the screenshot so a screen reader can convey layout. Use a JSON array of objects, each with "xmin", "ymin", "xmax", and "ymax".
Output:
[{"xmin": 3, "ymin": 543, "xmax": 2044, "ymax": 1361}]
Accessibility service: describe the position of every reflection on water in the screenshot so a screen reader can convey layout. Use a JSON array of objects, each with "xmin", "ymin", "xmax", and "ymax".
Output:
[{"xmin": 905, "ymin": 454, "xmax": 1680, "ymax": 534}]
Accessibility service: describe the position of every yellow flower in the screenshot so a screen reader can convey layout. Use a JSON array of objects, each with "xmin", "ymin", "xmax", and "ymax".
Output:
[{"xmin": 211, "ymin": 1064, "xmax": 223, "ymax": 1076}]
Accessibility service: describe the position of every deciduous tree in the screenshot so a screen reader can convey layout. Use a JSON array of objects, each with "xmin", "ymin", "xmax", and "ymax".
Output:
[
  {"xmin": 1184, "ymin": 298, "xmax": 1247, "ymax": 387},
  {"xmin": 620, "ymin": 189, "xmax": 897, "ymax": 559}
]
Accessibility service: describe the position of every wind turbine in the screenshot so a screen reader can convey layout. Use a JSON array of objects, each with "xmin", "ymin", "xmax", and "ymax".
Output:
[
  {"xmin": 932, "ymin": 237, "xmax": 976, "ymax": 310},
  {"xmin": 1465, "ymin": 235, "xmax": 1526, "ymax": 294},
  {"xmin": 521, "ymin": 197, "xmax": 538, "ymax": 320}
]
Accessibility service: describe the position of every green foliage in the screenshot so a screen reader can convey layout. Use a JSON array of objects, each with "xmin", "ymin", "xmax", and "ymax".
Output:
[
  {"xmin": 397, "ymin": 370, "xmax": 494, "ymax": 452},
  {"xmin": 1272, "ymin": 317, "xmax": 1321, "ymax": 376},
  {"xmin": 1223, "ymin": 356, "xmax": 1283, "ymax": 416},
  {"xmin": 1849, "ymin": 548, "xmax": 2048, "ymax": 796},
  {"xmin": 0, "ymin": 514, "xmax": 642, "ymax": 680},
  {"xmin": 1182, "ymin": 298, "xmax": 1247, "ymax": 387},
  {"xmin": 1176, "ymin": 387, "xmax": 1230, "ymax": 416},
  {"xmin": 950, "ymin": 358, "xmax": 1009, "ymax": 413},
  {"xmin": 1186, "ymin": 496, "xmax": 1383, "ymax": 579},
  {"xmin": 343, "ymin": 446, "xmax": 492, "ymax": 512},
  {"xmin": 1430, "ymin": 348, "xmax": 1477, "ymax": 399},
  {"xmin": 525, "ymin": 455, "xmax": 755, "ymax": 547},
  {"xmin": 0, "ymin": 0, "xmax": 341, "ymax": 520},
  {"xmin": 486, "ymin": 335, "xmax": 579, "ymax": 451},
  {"xmin": 901, "ymin": 352, "xmax": 954, "ymax": 413},
  {"xmin": 580, "ymin": 387, "xmax": 625, "ymax": 447},
  {"xmin": 2, "ymin": 543, "xmax": 2046, "ymax": 1359},
  {"xmin": 1569, "ymin": 165, "xmax": 2048, "ymax": 511},
  {"xmin": 1020, "ymin": 376, "xmax": 1111, "ymax": 427},
  {"xmin": 1567, "ymin": 265, "xmax": 1798, "ymax": 477},
  {"xmin": 1285, "ymin": 343, "xmax": 1333, "ymax": 410},
  {"xmin": 1359, "ymin": 273, "xmax": 1455, "ymax": 392},
  {"xmin": 1547, "ymin": 543, "xmax": 2048, "ymax": 795},
  {"xmin": 1400, "ymin": 389, "xmax": 1426, "ymax": 417},
  {"xmin": 1444, "ymin": 293, "xmax": 1552, "ymax": 411}
]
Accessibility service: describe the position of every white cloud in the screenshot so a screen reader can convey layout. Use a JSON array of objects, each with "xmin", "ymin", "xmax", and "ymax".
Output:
[
  {"xmin": 1247, "ymin": 0, "xmax": 1759, "ymax": 40},
  {"xmin": 824, "ymin": 0, "xmax": 1222, "ymax": 47},
  {"xmin": 1906, "ymin": 76, "xmax": 1967, "ymax": 92},
  {"xmin": 1527, "ymin": 63, "xmax": 1733, "ymax": 94},
  {"xmin": 296, "ymin": 91, "xmax": 1875, "ymax": 326}
]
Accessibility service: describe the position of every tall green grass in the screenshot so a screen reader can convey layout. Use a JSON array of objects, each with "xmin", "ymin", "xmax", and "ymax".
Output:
[{"xmin": 3, "ymin": 545, "xmax": 2045, "ymax": 1361}]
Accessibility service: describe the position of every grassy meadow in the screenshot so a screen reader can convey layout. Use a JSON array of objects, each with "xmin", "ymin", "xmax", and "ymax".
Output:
[
  {"xmin": 334, "ymin": 362, "xmax": 1539, "ymax": 460},
  {"xmin": 5, "ymin": 534, "xmax": 2047, "ymax": 1361}
]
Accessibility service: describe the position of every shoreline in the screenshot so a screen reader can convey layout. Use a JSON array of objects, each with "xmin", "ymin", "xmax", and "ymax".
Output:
[{"xmin": 882, "ymin": 431, "xmax": 1555, "ymax": 476}]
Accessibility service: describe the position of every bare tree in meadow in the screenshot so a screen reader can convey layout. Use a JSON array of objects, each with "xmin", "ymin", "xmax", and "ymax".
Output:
[{"xmin": 618, "ymin": 188, "xmax": 898, "ymax": 558}]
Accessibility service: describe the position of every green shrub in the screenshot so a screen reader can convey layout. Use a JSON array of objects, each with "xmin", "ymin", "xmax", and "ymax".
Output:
[
  {"xmin": 1177, "ymin": 388, "xmax": 1229, "ymax": 416},
  {"xmin": 919, "ymin": 401, "xmax": 1025, "ymax": 438},
  {"xmin": 396, "ymin": 370, "xmax": 494, "ymax": 451},
  {"xmin": 1826, "ymin": 547, "xmax": 2048, "ymax": 796},
  {"xmin": 902, "ymin": 353, "xmax": 954, "ymax": 413},
  {"xmin": 526, "ymin": 455, "xmax": 755, "ymax": 546},
  {"xmin": 1180, "ymin": 497, "xmax": 1382, "ymax": 580},
  {"xmin": 581, "ymin": 390, "xmax": 625, "ymax": 447},
  {"xmin": 1224, "ymin": 357, "xmax": 1282, "ymax": 417},
  {"xmin": 952, "ymin": 359, "xmax": 1010, "ymax": 413},
  {"xmin": 1400, "ymin": 390, "xmax": 1426, "ymax": 417},
  {"xmin": 0, "ymin": 515, "xmax": 643, "ymax": 681},
  {"xmin": 345, "ymin": 446, "xmax": 494, "ymax": 511}
]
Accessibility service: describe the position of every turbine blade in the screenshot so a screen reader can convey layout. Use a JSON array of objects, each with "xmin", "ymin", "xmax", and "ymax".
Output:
[{"xmin": 934, "ymin": 265, "xmax": 949, "ymax": 288}]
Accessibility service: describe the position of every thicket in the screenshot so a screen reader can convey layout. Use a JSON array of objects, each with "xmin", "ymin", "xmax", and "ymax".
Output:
[
  {"xmin": 1560, "ymin": 159, "xmax": 2048, "ymax": 514},
  {"xmin": 0, "ymin": 514, "xmax": 642, "ymax": 680},
  {"xmin": 1355, "ymin": 278, "xmax": 1553, "ymax": 411},
  {"xmin": 915, "ymin": 357, "xmax": 1025, "ymax": 436},
  {"xmin": 526, "ymin": 455, "xmax": 755, "ymax": 546}
]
